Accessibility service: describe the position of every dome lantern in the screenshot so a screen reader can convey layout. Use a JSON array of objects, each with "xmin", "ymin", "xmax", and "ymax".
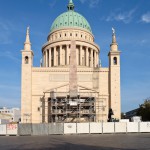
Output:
[{"xmin": 67, "ymin": 0, "xmax": 74, "ymax": 11}]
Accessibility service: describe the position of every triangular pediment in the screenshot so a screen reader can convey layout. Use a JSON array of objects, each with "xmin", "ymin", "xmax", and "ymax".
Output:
[{"xmin": 44, "ymin": 83, "xmax": 98, "ymax": 94}]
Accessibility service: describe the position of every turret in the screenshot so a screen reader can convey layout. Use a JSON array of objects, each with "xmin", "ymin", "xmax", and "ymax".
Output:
[
  {"xmin": 108, "ymin": 28, "xmax": 121, "ymax": 120},
  {"xmin": 21, "ymin": 27, "xmax": 33, "ymax": 123}
]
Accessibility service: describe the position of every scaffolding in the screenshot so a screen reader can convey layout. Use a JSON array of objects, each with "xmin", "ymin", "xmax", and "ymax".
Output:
[
  {"xmin": 41, "ymin": 90, "xmax": 107, "ymax": 123},
  {"xmin": 42, "ymin": 91, "xmax": 96, "ymax": 123}
]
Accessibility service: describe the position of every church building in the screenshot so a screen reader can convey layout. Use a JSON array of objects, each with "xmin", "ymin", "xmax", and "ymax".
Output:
[{"xmin": 21, "ymin": 0, "xmax": 121, "ymax": 123}]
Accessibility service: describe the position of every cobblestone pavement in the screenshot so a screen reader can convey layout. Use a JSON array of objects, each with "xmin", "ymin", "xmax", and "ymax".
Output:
[{"xmin": 0, "ymin": 134, "xmax": 150, "ymax": 150}]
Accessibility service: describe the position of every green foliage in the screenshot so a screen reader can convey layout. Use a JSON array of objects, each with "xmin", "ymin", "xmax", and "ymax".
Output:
[
  {"xmin": 137, "ymin": 98, "xmax": 150, "ymax": 121},
  {"xmin": 121, "ymin": 112, "xmax": 126, "ymax": 119}
]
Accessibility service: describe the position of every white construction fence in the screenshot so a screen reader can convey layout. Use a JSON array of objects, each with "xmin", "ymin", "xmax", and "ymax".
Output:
[{"xmin": 0, "ymin": 122, "xmax": 150, "ymax": 136}]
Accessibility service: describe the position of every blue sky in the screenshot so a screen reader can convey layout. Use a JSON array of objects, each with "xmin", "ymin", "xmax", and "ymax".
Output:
[{"xmin": 0, "ymin": 0, "xmax": 150, "ymax": 112}]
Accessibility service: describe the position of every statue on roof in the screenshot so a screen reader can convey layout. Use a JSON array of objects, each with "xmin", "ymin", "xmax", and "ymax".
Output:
[{"xmin": 112, "ymin": 27, "xmax": 115, "ymax": 35}]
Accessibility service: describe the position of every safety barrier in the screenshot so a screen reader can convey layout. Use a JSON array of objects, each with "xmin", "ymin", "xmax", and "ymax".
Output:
[
  {"xmin": 0, "ymin": 122, "xmax": 150, "ymax": 136},
  {"xmin": 77, "ymin": 123, "xmax": 89, "ymax": 134},
  {"xmin": 103, "ymin": 122, "xmax": 115, "ymax": 133},
  {"xmin": 115, "ymin": 122, "xmax": 126, "ymax": 133},
  {"xmin": 0, "ymin": 124, "xmax": 7, "ymax": 135},
  {"xmin": 18, "ymin": 123, "xmax": 32, "ymax": 135},
  {"xmin": 32, "ymin": 124, "xmax": 49, "ymax": 135},
  {"xmin": 127, "ymin": 122, "xmax": 139, "ymax": 133},
  {"xmin": 64, "ymin": 123, "xmax": 76, "ymax": 134},
  {"xmin": 90, "ymin": 122, "xmax": 102, "ymax": 134},
  {"xmin": 49, "ymin": 123, "xmax": 63, "ymax": 135},
  {"xmin": 139, "ymin": 122, "xmax": 150, "ymax": 133}
]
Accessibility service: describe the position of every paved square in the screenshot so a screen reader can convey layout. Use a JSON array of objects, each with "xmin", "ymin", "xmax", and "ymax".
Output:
[{"xmin": 0, "ymin": 134, "xmax": 150, "ymax": 150}]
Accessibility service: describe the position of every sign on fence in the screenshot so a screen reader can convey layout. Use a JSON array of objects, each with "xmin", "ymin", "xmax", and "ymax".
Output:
[
  {"xmin": 64, "ymin": 123, "xmax": 76, "ymax": 134},
  {"xmin": 6, "ymin": 124, "xmax": 18, "ymax": 135}
]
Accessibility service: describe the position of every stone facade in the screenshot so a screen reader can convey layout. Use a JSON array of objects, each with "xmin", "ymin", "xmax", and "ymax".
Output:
[{"xmin": 21, "ymin": 1, "xmax": 121, "ymax": 123}]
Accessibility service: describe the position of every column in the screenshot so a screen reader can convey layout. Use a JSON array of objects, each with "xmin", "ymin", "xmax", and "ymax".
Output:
[
  {"xmin": 77, "ymin": 46, "xmax": 79, "ymax": 65},
  {"xmin": 95, "ymin": 51, "xmax": 97, "ymax": 67},
  {"xmin": 97, "ymin": 51, "xmax": 99, "ymax": 67},
  {"xmin": 80, "ymin": 46, "xmax": 82, "ymax": 66},
  {"xmin": 86, "ymin": 47, "xmax": 89, "ymax": 67},
  {"xmin": 94, "ymin": 50, "xmax": 96, "ymax": 67},
  {"xmin": 83, "ymin": 47, "xmax": 85, "ymax": 66},
  {"xmin": 45, "ymin": 50, "xmax": 48, "ymax": 67},
  {"xmin": 45, "ymin": 97, "xmax": 49, "ymax": 123},
  {"xmin": 44, "ymin": 52, "xmax": 46, "ymax": 67},
  {"xmin": 91, "ymin": 49, "xmax": 93, "ymax": 67},
  {"xmin": 49, "ymin": 48, "xmax": 51, "ymax": 67},
  {"xmin": 54, "ymin": 46, "xmax": 57, "ymax": 66},
  {"xmin": 60, "ymin": 45, "xmax": 62, "ymax": 65},
  {"xmin": 66, "ymin": 45, "xmax": 70, "ymax": 65},
  {"xmin": 42, "ymin": 52, "xmax": 45, "ymax": 67},
  {"xmin": 47, "ymin": 49, "xmax": 49, "ymax": 67}
]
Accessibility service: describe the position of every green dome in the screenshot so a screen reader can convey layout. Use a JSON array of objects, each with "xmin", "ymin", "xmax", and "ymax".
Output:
[{"xmin": 50, "ymin": 1, "xmax": 92, "ymax": 33}]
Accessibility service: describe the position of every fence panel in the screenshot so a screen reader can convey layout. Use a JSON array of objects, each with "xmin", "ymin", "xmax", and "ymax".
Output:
[
  {"xmin": 32, "ymin": 124, "xmax": 49, "ymax": 135},
  {"xmin": 64, "ymin": 123, "xmax": 76, "ymax": 134},
  {"xmin": 90, "ymin": 122, "xmax": 102, "ymax": 134},
  {"xmin": 5, "ymin": 122, "xmax": 150, "ymax": 136},
  {"xmin": 139, "ymin": 122, "xmax": 150, "ymax": 133},
  {"xmin": 0, "ymin": 125, "xmax": 7, "ymax": 135},
  {"xmin": 18, "ymin": 124, "xmax": 32, "ymax": 135},
  {"xmin": 49, "ymin": 123, "xmax": 63, "ymax": 135},
  {"xmin": 127, "ymin": 122, "xmax": 139, "ymax": 133},
  {"xmin": 115, "ymin": 122, "xmax": 127, "ymax": 133},
  {"xmin": 103, "ymin": 122, "xmax": 115, "ymax": 133},
  {"xmin": 6, "ymin": 124, "xmax": 18, "ymax": 135},
  {"xmin": 77, "ymin": 123, "xmax": 89, "ymax": 134}
]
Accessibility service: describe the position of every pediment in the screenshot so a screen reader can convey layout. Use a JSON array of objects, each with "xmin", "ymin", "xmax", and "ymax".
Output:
[{"xmin": 44, "ymin": 83, "xmax": 98, "ymax": 94}]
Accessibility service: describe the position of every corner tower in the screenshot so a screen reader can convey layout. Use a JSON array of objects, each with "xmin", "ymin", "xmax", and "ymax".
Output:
[
  {"xmin": 108, "ymin": 28, "xmax": 121, "ymax": 120},
  {"xmin": 21, "ymin": 27, "xmax": 34, "ymax": 123}
]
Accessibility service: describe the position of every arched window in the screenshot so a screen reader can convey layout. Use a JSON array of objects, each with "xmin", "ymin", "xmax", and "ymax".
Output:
[
  {"xmin": 25, "ymin": 56, "xmax": 29, "ymax": 64},
  {"xmin": 113, "ymin": 57, "xmax": 117, "ymax": 65}
]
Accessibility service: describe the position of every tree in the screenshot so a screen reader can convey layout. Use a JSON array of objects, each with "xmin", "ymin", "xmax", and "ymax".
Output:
[
  {"xmin": 121, "ymin": 112, "xmax": 126, "ymax": 119},
  {"xmin": 137, "ymin": 98, "xmax": 150, "ymax": 121}
]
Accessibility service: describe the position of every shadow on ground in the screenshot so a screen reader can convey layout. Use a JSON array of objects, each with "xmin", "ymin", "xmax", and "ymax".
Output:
[{"xmin": 11, "ymin": 142, "xmax": 136, "ymax": 150}]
